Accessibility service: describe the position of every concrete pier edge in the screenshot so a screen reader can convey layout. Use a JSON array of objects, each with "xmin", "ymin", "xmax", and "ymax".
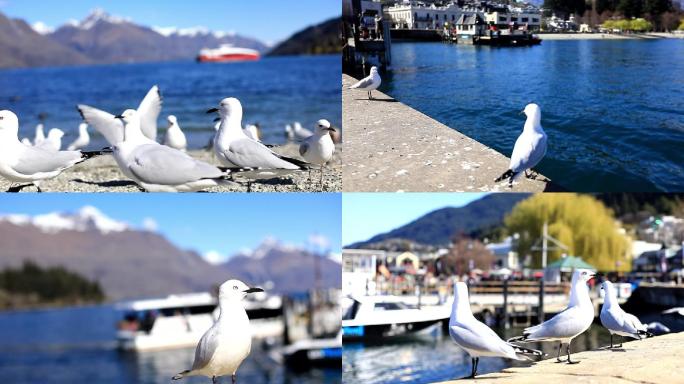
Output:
[
  {"xmin": 433, "ymin": 331, "xmax": 684, "ymax": 384},
  {"xmin": 342, "ymin": 74, "xmax": 553, "ymax": 192}
]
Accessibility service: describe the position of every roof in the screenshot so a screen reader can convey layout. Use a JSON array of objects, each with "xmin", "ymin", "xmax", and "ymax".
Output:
[
  {"xmin": 456, "ymin": 13, "xmax": 484, "ymax": 25},
  {"xmin": 546, "ymin": 256, "xmax": 596, "ymax": 271}
]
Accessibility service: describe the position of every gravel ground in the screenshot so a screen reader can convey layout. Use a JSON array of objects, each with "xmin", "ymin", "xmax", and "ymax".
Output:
[{"xmin": 0, "ymin": 143, "xmax": 342, "ymax": 193}]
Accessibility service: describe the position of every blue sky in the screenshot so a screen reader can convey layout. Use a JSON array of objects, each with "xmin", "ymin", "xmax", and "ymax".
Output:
[
  {"xmin": 0, "ymin": 194, "xmax": 341, "ymax": 262},
  {"xmin": 342, "ymin": 193, "xmax": 487, "ymax": 246},
  {"xmin": 0, "ymin": 0, "xmax": 339, "ymax": 45}
]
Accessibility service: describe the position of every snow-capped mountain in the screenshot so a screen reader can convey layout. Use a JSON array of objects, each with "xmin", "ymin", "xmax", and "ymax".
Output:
[{"xmin": 0, "ymin": 206, "xmax": 129, "ymax": 234}]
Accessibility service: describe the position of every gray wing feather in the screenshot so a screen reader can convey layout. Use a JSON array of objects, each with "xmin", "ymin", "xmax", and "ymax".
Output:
[
  {"xmin": 78, "ymin": 104, "xmax": 124, "ymax": 145},
  {"xmin": 225, "ymin": 138, "xmax": 299, "ymax": 169},
  {"xmin": 450, "ymin": 320, "xmax": 515, "ymax": 357},
  {"xmin": 137, "ymin": 85, "xmax": 162, "ymax": 141},
  {"xmin": 350, "ymin": 76, "xmax": 374, "ymax": 89},
  {"xmin": 13, "ymin": 147, "xmax": 82, "ymax": 175},
  {"xmin": 192, "ymin": 326, "xmax": 219, "ymax": 371},
  {"xmin": 510, "ymin": 131, "xmax": 547, "ymax": 172},
  {"xmin": 524, "ymin": 306, "xmax": 587, "ymax": 340},
  {"xmin": 129, "ymin": 145, "xmax": 223, "ymax": 185},
  {"xmin": 299, "ymin": 142, "xmax": 310, "ymax": 156}
]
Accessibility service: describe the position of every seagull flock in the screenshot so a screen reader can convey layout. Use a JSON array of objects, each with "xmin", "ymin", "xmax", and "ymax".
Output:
[
  {"xmin": 349, "ymin": 67, "xmax": 548, "ymax": 188},
  {"xmin": 0, "ymin": 86, "xmax": 337, "ymax": 192},
  {"xmin": 449, "ymin": 269, "xmax": 655, "ymax": 379}
]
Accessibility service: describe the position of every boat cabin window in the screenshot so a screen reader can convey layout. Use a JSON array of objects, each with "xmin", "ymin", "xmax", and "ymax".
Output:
[
  {"xmin": 373, "ymin": 302, "xmax": 407, "ymax": 311},
  {"xmin": 343, "ymin": 300, "xmax": 361, "ymax": 320},
  {"xmin": 158, "ymin": 305, "xmax": 216, "ymax": 317}
]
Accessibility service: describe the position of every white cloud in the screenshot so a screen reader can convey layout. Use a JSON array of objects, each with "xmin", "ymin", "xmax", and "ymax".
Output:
[
  {"xmin": 203, "ymin": 250, "xmax": 227, "ymax": 265},
  {"xmin": 328, "ymin": 252, "xmax": 342, "ymax": 264},
  {"xmin": 308, "ymin": 234, "xmax": 330, "ymax": 250},
  {"xmin": 142, "ymin": 218, "xmax": 158, "ymax": 232},
  {"xmin": 32, "ymin": 21, "xmax": 54, "ymax": 35}
]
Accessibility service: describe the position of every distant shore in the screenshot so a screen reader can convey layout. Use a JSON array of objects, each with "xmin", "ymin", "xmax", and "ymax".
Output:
[
  {"xmin": 539, "ymin": 32, "xmax": 684, "ymax": 40},
  {"xmin": 0, "ymin": 144, "xmax": 342, "ymax": 193}
]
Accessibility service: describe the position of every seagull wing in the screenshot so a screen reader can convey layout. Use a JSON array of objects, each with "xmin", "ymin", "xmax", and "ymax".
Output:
[
  {"xmin": 13, "ymin": 146, "xmax": 82, "ymax": 175},
  {"xmin": 191, "ymin": 325, "xmax": 219, "ymax": 371},
  {"xmin": 623, "ymin": 312, "xmax": 647, "ymax": 332},
  {"xmin": 510, "ymin": 131, "xmax": 547, "ymax": 173},
  {"xmin": 128, "ymin": 144, "xmax": 224, "ymax": 185},
  {"xmin": 349, "ymin": 75, "xmax": 374, "ymax": 89},
  {"xmin": 137, "ymin": 85, "xmax": 162, "ymax": 141},
  {"xmin": 77, "ymin": 104, "xmax": 124, "ymax": 146},
  {"xmin": 450, "ymin": 319, "xmax": 519, "ymax": 359},
  {"xmin": 299, "ymin": 142, "xmax": 310, "ymax": 157},
  {"xmin": 224, "ymin": 138, "xmax": 300, "ymax": 170},
  {"xmin": 600, "ymin": 307, "xmax": 631, "ymax": 334},
  {"xmin": 523, "ymin": 306, "xmax": 588, "ymax": 340}
]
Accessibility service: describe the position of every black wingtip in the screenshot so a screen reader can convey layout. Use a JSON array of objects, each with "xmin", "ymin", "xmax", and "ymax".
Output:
[
  {"xmin": 495, "ymin": 169, "xmax": 515, "ymax": 183},
  {"xmin": 76, "ymin": 105, "xmax": 86, "ymax": 120}
]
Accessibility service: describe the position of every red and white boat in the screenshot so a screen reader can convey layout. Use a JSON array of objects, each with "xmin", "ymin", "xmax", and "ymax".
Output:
[{"xmin": 196, "ymin": 44, "xmax": 260, "ymax": 63}]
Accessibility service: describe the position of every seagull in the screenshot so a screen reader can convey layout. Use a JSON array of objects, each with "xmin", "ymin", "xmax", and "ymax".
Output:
[
  {"xmin": 349, "ymin": 66, "xmax": 381, "ymax": 100},
  {"xmin": 173, "ymin": 279, "xmax": 263, "ymax": 384},
  {"xmin": 163, "ymin": 115, "xmax": 187, "ymax": 152},
  {"xmin": 299, "ymin": 119, "xmax": 335, "ymax": 188},
  {"xmin": 77, "ymin": 85, "xmax": 162, "ymax": 145},
  {"xmin": 600, "ymin": 281, "xmax": 652, "ymax": 348},
  {"xmin": 495, "ymin": 103, "xmax": 547, "ymax": 187},
  {"xmin": 284, "ymin": 124, "xmax": 294, "ymax": 141},
  {"xmin": 36, "ymin": 128, "xmax": 64, "ymax": 151},
  {"xmin": 449, "ymin": 282, "xmax": 543, "ymax": 378},
  {"xmin": 508, "ymin": 269, "xmax": 597, "ymax": 364},
  {"xmin": 208, "ymin": 98, "xmax": 307, "ymax": 170},
  {"xmin": 34, "ymin": 123, "xmax": 45, "ymax": 145},
  {"xmin": 112, "ymin": 109, "xmax": 234, "ymax": 192},
  {"xmin": 0, "ymin": 110, "xmax": 104, "ymax": 192},
  {"xmin": 243, "ymin": 124, "xmax": 261, "ymax": 142},
  {"xmin": 20, "ymin": 138, "xmax": 32, "ymax": 146},
  {"xmin": 292, "ymin": 122, "xmax": 313, "ymax": 141},
  {"xmin": 67, "ymin": 123, "xmax": 90, "ymax": 151}
]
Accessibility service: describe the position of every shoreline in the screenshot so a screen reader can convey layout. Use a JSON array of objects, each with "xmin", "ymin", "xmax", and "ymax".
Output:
[
  {"xmin": 0, "ymin": 144, "xmax": 342, "ymax": 193},
  {"xmin": 538, "ymin": 32, "xmax": 684, "ymax": 40}
]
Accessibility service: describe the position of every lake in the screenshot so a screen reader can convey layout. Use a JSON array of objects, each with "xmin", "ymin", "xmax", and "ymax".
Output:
[
  {"xmin": 382, "ymin": 39, "xmax": 684, "ymax": 192},
  {"xmin": 0, "ymin": 305, "xmax": 341, "ymax": 384},
  {"xmin": 0, "ymin": 55, "xmax": 341, "ymax": 149}
]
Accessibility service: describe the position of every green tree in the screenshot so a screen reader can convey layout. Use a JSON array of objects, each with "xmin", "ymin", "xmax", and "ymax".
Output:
[
  {"xmin": 618, "ymin": 0, "xmax": 643, "ymax": 18},
  {"xmin": 679, "ymin": 18, "xmax": 684, "ymax": 30},
  {"xmin": 630, "ymin": 18, "xmax": 653, "ymax": 31},
  {"xmin": 543, "ymin": 0, "xmax": 588, "ymax": 18},
  {"xmin": 504, "ymin": 194, "xmax": 631, "ymax": 272}
]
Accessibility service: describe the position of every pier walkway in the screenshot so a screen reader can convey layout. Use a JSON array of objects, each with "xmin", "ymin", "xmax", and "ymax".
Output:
[
  {"xmin": 435, "ymin": 331, "xmax": 684, "ymax": 384},
  {"xmin": 342, "ymin": 74, "xmax": 552, "ymax": 192}
]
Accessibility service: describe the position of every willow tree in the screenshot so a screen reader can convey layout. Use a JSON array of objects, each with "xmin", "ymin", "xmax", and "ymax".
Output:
[{"xmin": 505, "ymin": 194, "xmax": 631, "ymax": 272}]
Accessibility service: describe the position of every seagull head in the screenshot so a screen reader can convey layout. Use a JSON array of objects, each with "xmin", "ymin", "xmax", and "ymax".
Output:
[
  {"xmin": 114, "ymin": 109, "xmax": 139, "ymax": 125},
  {"xmin": 218, "ymin": 279, "xmax": 264, "ymax": 301},
  {"xmin": 47, "ymin": 128, "xmax": 64, "ymax": 140},
  {"xmin": 0, "ymin": 110, "xmax": 20, "ymax": 137},
  {"xmin": 78, "ymin": 123, "xmax": 88, "ymax": 133},
  {"xmin": 573, "ymin": 269, "xmax": 599, "ymax": 285},
  {"xmin": 167, "ymin": 115, "xmax": 177, "ymax": 125},
  {"xmin": 370, "ymin": 66, "xmax": 378, "ymax": 74},
  {"xmin": 207, "ymin": 98, "xmax": 242, "ymax": 122},
  {"xmin": 316, "ymin": 119, "xmax": 335, "ymax": 133},
  {"xmin": 522, "ymin": 103, "xmax": 541, "ymax": 118}
]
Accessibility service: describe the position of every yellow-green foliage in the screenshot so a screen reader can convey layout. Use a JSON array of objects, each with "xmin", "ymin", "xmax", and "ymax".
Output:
[
  {"xmin": 678, "ymin": 19, "xmax": 684, "ymax": 30},
  {"xmin": 602, "ymin": 18, "xmax": 652, "ymax": 32},
  {"xmin": 505, "ymin": 194, "xmax": 631, "ymax": 272}
]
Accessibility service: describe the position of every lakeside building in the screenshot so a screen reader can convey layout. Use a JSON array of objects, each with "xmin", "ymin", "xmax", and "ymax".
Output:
[
  {"xmin": 485, "ymin": 236, "xmax": 521, "ymax": 270},
  {"xmin": 385, "ymin": 1, "xmax": 461, "ymax": 29}
]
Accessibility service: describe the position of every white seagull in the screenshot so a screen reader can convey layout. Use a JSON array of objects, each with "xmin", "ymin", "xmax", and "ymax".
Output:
[
  {"xmin": 67, "ymin": 123, "xmax": 90, "ymax": 151},
  {"xmin": 173, "ymin": 279, "xmax": 264, "ymax": 384},
  {"xmin": 77, "ymin": 85, "xmax": 162, "ymax": 145},
  {"xmin": 112, "ymin": 109, "xmax": 233, "ymax": 192},
  {"xmin": 163, "ymin": 115, "xmax": 187, "ymax": 152},
  {"xmin": 349, "ymin": 66, "xmax": 381, "ymax": 100},
  {"xmin": 299, "ymin": 119, "xmax": 336, "ymax": 187},
  {"xmin": 495, "ymin": 103, "xmax": 548, "ymax": 187},
  {"xmin": 600, "ymin": 280, "xmax": 652, "ymax": 348},
  {"xmin": 36, "ymin": 128, "xmax": 64, "ymax": 151},
  {"xmin": 34, "ymin": 123, "xmax": 45, "ymax": 145},
  {"xmin": 208, "ymin": 98, "xmax": 306, "ymax": 170},
  {"xmin": 284, "ymin": 124, "xmax": 294, "ymax": 141},
  {"xmin": 449, "ymin": 282, "xmax": 542, "ymax": 378},
  {"xmin": 0, "ymin": 110, "xmax": 103, "ymax": 192},
  {"xmin": 508, "ymin": 269, "xmax": 597, "ymax": 364}
]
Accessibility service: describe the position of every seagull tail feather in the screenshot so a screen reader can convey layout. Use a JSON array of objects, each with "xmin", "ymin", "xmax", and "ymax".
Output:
[
  {"xmin": 276, "ymin": 154, "xmax": 311, "ymax": 170},
  {"xmin": 172, "ymin": 370, "xmax": 191, "ymax": 380},
  {"xmin": 638, "ymin": 329, "xmax": 654, "ymax": 338},
  {"xmin": 495, "ymin": 169, "xmax": 516, "ymax": 183},
  {"xmin": 511, "ymin": 344, "xmax": 545, "ymax": 357},
  {"xmin": 507, "ymin": 335, "xmax": 526, "ymax": 343},
  {"xmin": 80, "ymin": 148, "xmax": 113, "ymax": 160}
]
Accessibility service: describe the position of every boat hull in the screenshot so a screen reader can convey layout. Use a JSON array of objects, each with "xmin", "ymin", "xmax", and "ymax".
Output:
[
  {"xmin": 342, "ymin": 319, "xmax": 441, "ymax": 341},
  {"xmin": 197, "ymin": 54, "xmax": 260, "ymax": 63}
]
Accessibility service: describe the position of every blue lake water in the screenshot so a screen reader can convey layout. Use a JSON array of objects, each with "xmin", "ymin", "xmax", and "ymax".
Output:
[
  {"xmin": 0, "ymin": 55, "xmax": 341, "ymax": 149},
  {"xmin": 382, "ymin": 39, "xmax": 684, "ymax": 192},
  {"xmin": 0, "ymin": 305, "xmax": 340, "ymax": 384}
]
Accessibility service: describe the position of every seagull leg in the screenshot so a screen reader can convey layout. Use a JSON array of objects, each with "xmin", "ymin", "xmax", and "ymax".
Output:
[
  {"xmin": 232, "ymin": 374, "xmax": 237, "ymax": 384},
  {"xmin": 610, "ymin": 334, "xmax": 613, "ymax": 348},
  {"xmin": 319, "ymin": 165, "xmax": 324, "ymax": 189},
  {"xmin": 555, "ymin": 342, "xmax": 564, "ymax": 363},
  {"xmin": 616, "ymin": 336, "xmax": 622, "ymax": 348},
  {"xmin": 468, "ymin": 357, "xmax": 477, "ymax": 378},
  {"xmin": 212, "ymin": 376, "xmax": 217, "ymax": 384},
  {"xmin": 7, "ymin": 183, "xmax": 35, "ymax": 193},
  {"xmin": 566, "ymin": 342, "xmax": 579, "ymax": 364}
]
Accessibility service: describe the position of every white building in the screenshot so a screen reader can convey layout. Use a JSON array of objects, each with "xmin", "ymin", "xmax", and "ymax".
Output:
[
  {"xmin": 385, "ymin": 1, "xmax": 461, "ymax": 30},
  {"xmin": 484, "ymin": 5, "xmax": 541, "ymax": 31},
  {"xmin": 485, "ymin": 236, "xmax": 521, "ymax": 270},
  {"xmin": 342, "ymin": 249, "xmax": 382, "ymax": 296}
]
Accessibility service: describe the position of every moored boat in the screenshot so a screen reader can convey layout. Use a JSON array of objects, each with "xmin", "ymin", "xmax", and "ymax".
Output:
[{"xmin": 196, "ymin": 44, "xmax": 260, "ymax": 62}]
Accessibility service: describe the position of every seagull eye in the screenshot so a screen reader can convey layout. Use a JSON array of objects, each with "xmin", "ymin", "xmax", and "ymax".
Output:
[{"xmin": 233, "ymin": 285, "xmax": 238, "ymax": 290}]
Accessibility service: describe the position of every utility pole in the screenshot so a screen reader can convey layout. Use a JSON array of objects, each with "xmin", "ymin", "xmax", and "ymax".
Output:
[{"xmin": 531, "ymin": 221, "xmax": 569, "ymax": 323}]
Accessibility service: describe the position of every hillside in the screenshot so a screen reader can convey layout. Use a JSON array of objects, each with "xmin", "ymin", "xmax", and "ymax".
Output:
[
  {"xmin": 347, "ymin": 194, "xmax": 531, "ymax": 248},
  {"xmin": 268, "ymin": 17, "xmax": 341, "ymax": 56}
]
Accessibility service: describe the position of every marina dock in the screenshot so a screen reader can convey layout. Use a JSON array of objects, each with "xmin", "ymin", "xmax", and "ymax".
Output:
[
  {"xmin": 342, "ymin": 74, "xmax": 552, "ymax": 192},
  {"xmin": 434, "ymin": 331, "xmax": 684, "ymax": 384}
]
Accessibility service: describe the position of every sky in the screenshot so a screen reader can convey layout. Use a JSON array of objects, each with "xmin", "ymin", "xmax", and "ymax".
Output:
[
  {"xmin": 0, "ymin": 194, "xmax": 342, "ymax": 263},
  {"xmin": 342, "ymin": 193, "xmax": 487, "ymax": 246},
  {"xmin": 0, "ymin": 0, "xmax": 340, "ymax": 45}
]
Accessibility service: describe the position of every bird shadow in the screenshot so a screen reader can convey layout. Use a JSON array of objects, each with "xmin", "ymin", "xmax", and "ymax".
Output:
[
  {"xmin": 354, "ymin": 98, "xmax": 398, "ymax": 102},
  {"xmin": 71, "ymin": 178, "xmax": 139, "ymax": 189}
]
